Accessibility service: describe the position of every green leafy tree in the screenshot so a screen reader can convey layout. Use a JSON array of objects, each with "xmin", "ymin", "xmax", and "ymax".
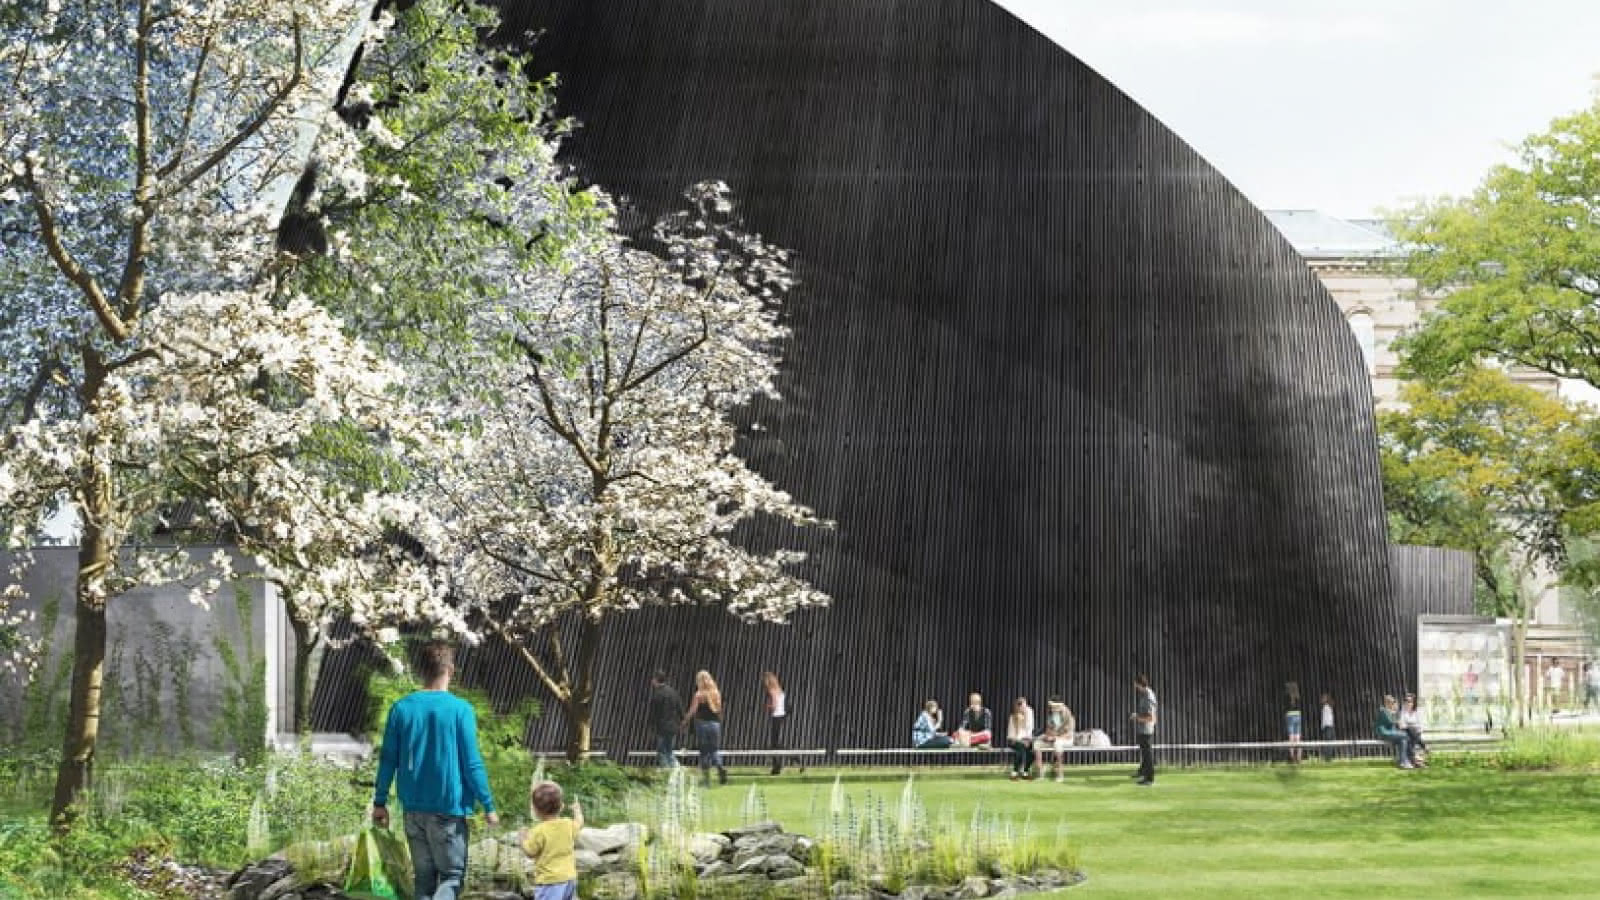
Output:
[
  {"xmin": 1393, "ymin": 91, "xmax": 1600, "ymax": 387},
  {"xmin": 1379, "ymin": 368, "xmax": 1600, "ymax": 723}
]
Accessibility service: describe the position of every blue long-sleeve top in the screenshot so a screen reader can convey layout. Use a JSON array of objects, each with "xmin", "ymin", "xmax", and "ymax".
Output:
[{"xmin": 373, "ymin": 690, "xmax": 496, "ymax": 817}]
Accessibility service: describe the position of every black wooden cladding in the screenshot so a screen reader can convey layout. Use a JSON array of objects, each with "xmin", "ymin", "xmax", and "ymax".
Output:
[
  {"xmin": 316, "ymin": 0, "xmax": 1413, "ymax": 751},
  {"xmin": 1389, "ymin": 544, "xmax": 1476, "ymax": 690}
]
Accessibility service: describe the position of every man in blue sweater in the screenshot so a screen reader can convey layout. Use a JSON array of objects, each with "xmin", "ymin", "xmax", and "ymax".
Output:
[{"xmin": 372, "ymin": 641, "xmax": 498, "ymax": 900}]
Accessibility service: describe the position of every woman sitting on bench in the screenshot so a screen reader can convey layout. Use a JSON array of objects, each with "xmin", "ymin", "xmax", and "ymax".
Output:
[
  {"xmin": 1006, "ymin": 697, "xmax": 1037, "ymax": 779},
  {"xmin": 1034, "ymin": 697, "xmax": 1075, "ymax": 782},
  {"xmin": 913, "ymin": 700, "xmax": 954, "ymax": 749},
  {"xmin": 952, "ymin": 693, "xmax": 993, "ymax": 747}
]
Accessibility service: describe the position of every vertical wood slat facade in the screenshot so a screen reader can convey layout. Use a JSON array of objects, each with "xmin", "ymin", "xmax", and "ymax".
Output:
[
  {"xmin": 1390, "ymin": 544, "xmax": 1477, "ymax": 690},
  {"xmin": 317, "ymin": 0, "xmax": 1421, "ymax": 753}
]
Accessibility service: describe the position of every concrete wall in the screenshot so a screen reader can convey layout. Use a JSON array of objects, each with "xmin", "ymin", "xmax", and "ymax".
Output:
[{"xmin": 0, "ymin": 546, "xmax": 284, "ymax": 758}]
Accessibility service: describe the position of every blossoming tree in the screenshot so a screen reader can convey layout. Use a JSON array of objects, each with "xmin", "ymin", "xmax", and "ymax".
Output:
[
  {"xmin": 273, "ymin": 0, "xmax": 601, "ymax": 732},
  {"xmin": 431, "ymin": 183, "xmax": 832, "ymax": 760},
  {"xmin": 0, "ymin": 0, "xmax": 448, "ymax": 829}
]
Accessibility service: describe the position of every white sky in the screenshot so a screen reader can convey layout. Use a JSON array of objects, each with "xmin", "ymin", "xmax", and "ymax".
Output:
[{"xmin": 997, "ymin": 0, "xmax": 1600, "ymax": 217}]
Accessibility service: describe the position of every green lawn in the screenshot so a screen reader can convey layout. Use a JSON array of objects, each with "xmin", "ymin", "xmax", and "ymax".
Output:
[{"xmin": 679, "ymin": 761, "xmax": 1600, "ymax": 899}]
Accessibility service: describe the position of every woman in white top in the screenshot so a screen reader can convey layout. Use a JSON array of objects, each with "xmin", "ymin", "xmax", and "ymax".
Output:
[
  {"xmin": 762, "ymin": 671, "xmax": 786, "ymax": 775},
  {"xmin": 1400, "ymin": 693, "xmax": 1427, "ymax": 767},
  {"xmin": 1006, "ymin": 697, "xmax": 1037, "ymax": 780}
]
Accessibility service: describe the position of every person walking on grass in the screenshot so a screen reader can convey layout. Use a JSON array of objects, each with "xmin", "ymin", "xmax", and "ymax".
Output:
[
  {"xmin": 683, "ymin": 670, "xmax": 728, "ymax": 786},
  {"xmin": 371, "ymin": 641, "xmax": 498, "ymax": 900},
  {"xmin": 762, "ymin": 670, "xmax": 787, "ymax": 775},
  {"xmin": 521, "ymin": 781, "xmax": 584, "ymax": 900},
  {"xmin": 1006, "ymin": 696, "xmax": 1037, "ymax": 780},
  {"xmin": 648, "ymin": 670, "xmax": 683, "ymax": 769},
  {"xmin": 1130, "ymin": 674, "xmax": 1157, "ymax": 786}
]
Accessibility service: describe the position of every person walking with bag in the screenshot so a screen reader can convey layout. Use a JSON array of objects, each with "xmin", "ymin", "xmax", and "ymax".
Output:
[{"xmin": 371, "ymin": 641, "xmax": 498, "ymax": 900}]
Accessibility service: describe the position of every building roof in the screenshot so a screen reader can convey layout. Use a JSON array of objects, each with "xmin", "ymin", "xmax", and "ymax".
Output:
[{"xmin": 1264, "ymin": 209, "xmax": 1402, "ymax": 259}]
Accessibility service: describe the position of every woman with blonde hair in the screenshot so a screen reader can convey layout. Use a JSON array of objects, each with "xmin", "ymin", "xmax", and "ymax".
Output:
[
  {"xmin": 682, "ymin": 670, "xmax": 728, "ymax": 785},
  {"xmin": 762, "ymin": 671, "xmax": 787, "ymax": 775}
]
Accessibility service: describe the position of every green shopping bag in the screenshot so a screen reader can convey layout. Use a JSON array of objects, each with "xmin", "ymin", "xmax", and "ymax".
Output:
[{"xmin": 344, "ymin": 826, "xmax": 413, "ymax": 900}]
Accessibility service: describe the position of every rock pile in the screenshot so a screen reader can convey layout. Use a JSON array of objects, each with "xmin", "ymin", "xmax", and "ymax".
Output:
[{"xmin": 223, "ymin": 820, "xmax": 1085, "ymax": 900}]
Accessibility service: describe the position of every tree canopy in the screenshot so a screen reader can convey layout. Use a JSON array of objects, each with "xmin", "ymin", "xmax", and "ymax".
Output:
[{"xmin": 1394, "ymin": 93, "xmax": 1600, "ymax": 388}]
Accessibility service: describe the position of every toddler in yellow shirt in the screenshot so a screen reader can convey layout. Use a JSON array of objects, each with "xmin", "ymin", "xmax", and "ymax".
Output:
[{"xmin": 522, "ymin": 781, "xmax": 584, "ymax": 900}]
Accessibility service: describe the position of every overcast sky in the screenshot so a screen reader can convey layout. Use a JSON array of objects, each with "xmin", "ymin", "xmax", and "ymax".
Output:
[{"xmin": 997, "ymin": 0, "xmax": 1600, "ymax": 217}]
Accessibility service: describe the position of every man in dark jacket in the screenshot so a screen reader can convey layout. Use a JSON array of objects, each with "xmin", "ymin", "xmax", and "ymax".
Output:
[{"xmin": 648, "ymin": 670, "xmax": 684, "ymax": 767}]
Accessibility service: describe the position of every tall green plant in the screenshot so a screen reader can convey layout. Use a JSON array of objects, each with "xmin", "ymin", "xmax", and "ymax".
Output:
[{"xmin": 217, "ymin": 588, "xmax": 269, "ymax": 765}]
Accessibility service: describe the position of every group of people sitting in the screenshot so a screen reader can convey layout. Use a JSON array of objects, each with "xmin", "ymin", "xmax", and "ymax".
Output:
[
  {"xmin": 912, "ymin": 692, "xmax": 1086, "ymax": 780},
  {"xmin": 1374, "ymin": 693, "xmax": 1429, "ymax": 769}
]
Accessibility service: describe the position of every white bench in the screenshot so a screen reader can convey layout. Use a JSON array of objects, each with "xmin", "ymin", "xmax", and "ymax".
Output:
[
  {"xmin": 604, "ymin": 735, "xmax": 1499, "ymax": 767},
  {"xmin": 624, "ymin": 748, "xmax": 829, "ymax": 763},
  {"xmin": 530, "ymin": 750, "xmax": 610, "ymax": 761}
]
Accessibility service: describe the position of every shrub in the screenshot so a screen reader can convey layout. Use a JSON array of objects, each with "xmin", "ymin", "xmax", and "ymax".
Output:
[
  {"xmin": 1486, "ymin": 728, "xmax": 1600, "ymax": 771},
  {"xmin": 112, "ymin": 759, "xmax": 258, "ymax": 868},
  {"xmin": 262, "ymin": 750, "xmax": 370, "ymax": 849}
]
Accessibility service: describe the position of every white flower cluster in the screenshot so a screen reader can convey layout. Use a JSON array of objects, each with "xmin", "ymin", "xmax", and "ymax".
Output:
[
  {"xmin": 426, "ymin": 182, "xmax": 833, "ymax": 643},
  {"xmin": 0, "ymin": 0, "xmax": 427, "ymax": 673}
]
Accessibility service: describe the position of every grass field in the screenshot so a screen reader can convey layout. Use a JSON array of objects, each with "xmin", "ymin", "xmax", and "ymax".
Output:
[{"xmin": 677, "ymin": 760, "xmax": 1600, "ymax": 899}]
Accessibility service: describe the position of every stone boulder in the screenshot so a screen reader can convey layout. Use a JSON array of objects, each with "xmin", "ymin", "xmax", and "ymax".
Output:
[
  {"xmin": 591, "ymin": 872, "xmax": 641, "ymax": 900},
  {"xmin": 467, "ymin": 837, "xmax": 535, "ymax": 889},
  {"xmin": 226, "ymin": 858, "xmax": 296, "ymax": 900},
  {"xmin": 697, "ymin": 860, "xmax": 732, "ymax": 878},
  {"xmin": 723, "ymin": 821, "xmax": 783, "ymax": 840},
  {"xmin": 578, "ymin": 823, "xmax": 648, "ymax": 856},
  {"xmin": 706, "ymin": 874, "xmax": 773, "ymax": 896},
  {"xmin": 957, "ymin": 875, "xmax": 992, "ymax": 899},
  {"xmin": 688, "ymin": 831, "xmax": 731, "ymax": 864},
  {"xmin": 734, "ymin": 853, "xmax": 805, "ymax": 879},
  {"xmin": 574, "ymin": 849, "xmax": 605, "ymax": 873},
  {"xmin": 769, "ymin": 874, "xmax": 824, "ymax": 900},
  {"xmin": 731, "ymin": 833, "xmax": 802, "ymax": 868}
]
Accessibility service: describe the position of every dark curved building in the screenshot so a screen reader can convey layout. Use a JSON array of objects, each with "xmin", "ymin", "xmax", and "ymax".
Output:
[{"xmin": 320, "ymin": 0, "xmax": 1414, "ymax": 751}]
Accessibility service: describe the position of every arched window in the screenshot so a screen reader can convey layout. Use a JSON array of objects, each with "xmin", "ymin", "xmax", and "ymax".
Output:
[{"xmin": 1348, "ymin": 311, "xmax": 1376, "ymax": 374}]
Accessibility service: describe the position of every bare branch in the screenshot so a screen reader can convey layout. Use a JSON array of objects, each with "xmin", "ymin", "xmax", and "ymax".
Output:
[
  {"xmin": 156, "ymin": 28, "xmax": 216, "ymax": 179},
  {"xmin": 22, "ymin": 162, "xmax": 129, "ymax": 341},
  {"xmin": 621, "ymin": 310, "xmax": 709, "ymax": 393},
  {"xmin": 163, "ymin": 15, "xmax": 304, "ymax": 201},
  {"xmin": 512, "ymin": 334, "xmax": 605, "ymax": 477}
]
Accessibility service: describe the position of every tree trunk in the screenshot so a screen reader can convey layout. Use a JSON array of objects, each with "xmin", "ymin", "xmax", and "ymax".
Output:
[
  {"xmin": 50, "ymin": 524, "xmax": 114, "ymax": 833},
  {"xmin": 290, "ymin": 616, "xmax": 318, "ymax": 736},
  {"xmin": 564, "ymin": 697, "xmax": 592, "ymax": 764},
  {"xmin": 1513, "ymin": 600, "xmax": 1530, "ymax": 728},
  {"xmin": 564, "ymin": 616, "xmax": 603, "ymax": 764}
]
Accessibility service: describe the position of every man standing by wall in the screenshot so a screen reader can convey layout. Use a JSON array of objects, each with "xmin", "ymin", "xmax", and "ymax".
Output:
[
  {"xmin": 648, "ymin": 670, "xmax": 684, "ymax": 768},
  {"xmin": 372, "ymin": 641, "xmax": 498, "ymax": 900},
  {"xmin": 1131, "ymin": 673, "xmax": 1158, "ymax": 786}
]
